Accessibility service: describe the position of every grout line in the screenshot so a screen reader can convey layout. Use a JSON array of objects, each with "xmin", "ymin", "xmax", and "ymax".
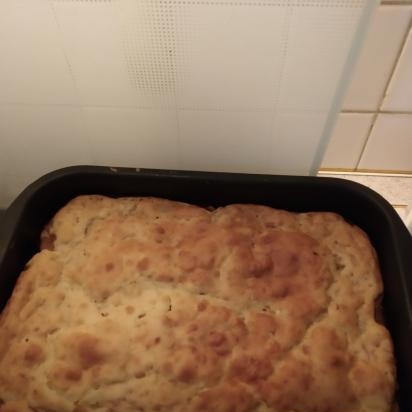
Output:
[
  {"xmin": 354, "ymin": 112, "xmax": 378, "ymax": 168},
  {"xmin": 354, "ymin": 12, "xmax": 412, "ymax": 170},
  {"xmin": 0, "ymin": 101, "xmax": 279, "ymax": 113},
  {"xmin": 7, "ymin": 101, "xmax": 412, "ymax": 116},
  {"xmin": 48, "ymin": 1, "xmax": 80, "ymax": 105},
  {"xmin": 310, "ymin": 0, "xmax": 378, "ymax": 175},
  {"xmin": 342, "ymin": 109, "xmax": 412, "ymax": 114},
  {"xmin": 381, "ymin": 1, "xmax": 412, "ymax": 5},
  {"xmin": 268, "ymin": 2, "xmax": 293, "ymax": 173},
  {"xmin": 48, "ymin": 0, "xmax": 99, "ymax": 165},
  {"xmin": 378, "ymin": 15, "xmax": 412, "ymax": 108}
]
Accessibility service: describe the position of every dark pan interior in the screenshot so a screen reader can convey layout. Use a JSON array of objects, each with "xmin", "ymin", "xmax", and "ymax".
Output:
[{"xmin": 0, "ymin": 166, "xmax": 411, "ymax": 410}]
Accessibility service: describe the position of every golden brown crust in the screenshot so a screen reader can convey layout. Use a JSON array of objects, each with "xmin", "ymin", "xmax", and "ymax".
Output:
[{"xmin": 0, "ymin": 196, "xmax": 396, "ymax": 412}]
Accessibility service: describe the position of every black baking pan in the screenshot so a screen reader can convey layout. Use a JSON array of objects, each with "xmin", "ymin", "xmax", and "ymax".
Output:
[{"xmin": 0, "ymin": 166, "xmax": 411, "ymax": 409}]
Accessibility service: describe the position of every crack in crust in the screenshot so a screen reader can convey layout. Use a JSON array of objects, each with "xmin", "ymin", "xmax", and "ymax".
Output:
[{"xmin": 0, "ymin": 196, "xmax": 396, "ymax": 412}]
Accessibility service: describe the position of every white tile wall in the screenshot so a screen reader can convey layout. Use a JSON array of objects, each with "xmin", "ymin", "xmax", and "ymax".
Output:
[
  {"xmin": 82, "ymin": 107, "xmax": 179, "ymax": 169},
  {"xmin": 278, "ymin": 6, "xmax": 359, "ymax": 112},
  {"xmin": 0, "ymin": 105, "xmax": 90, "ymax": 178},
  {"xmin": 0, "ymin": 0, "xmax": 411, "ymax": 211},
  {"xmin": 0, "ymin": 0, "xmax": 77, "ymax": 105},
  {"xmin": 51, "ymin": 1, "xmax": 137, "ymax": 107},
  {"xmin": 175, "ymin": 5, "xmax": 286, "ymax": 111},
  {"xmin": 322, "ymin": 113, "xmax": 373, "ymax": 169},
  {"xmin": 359, "ymin": 114, "xmax": 412, "ymax": 171},
  {"xmin": 342, "ymin": 5, "xmax": 412, "ymax": 111},
  {"xmin": 382, "ymin": 30, "xmax": 412, "ymax": 111},
  {"xmin": 323, "ymin": 2, "xmax": 412, "ymax": 173},
  {"xmin": 270, "ymin": 111, "xmax": 327, "ymax": 175},
  {"xmin": 178, "ymin": 110, "xmax": 273, "ymax": 173}
]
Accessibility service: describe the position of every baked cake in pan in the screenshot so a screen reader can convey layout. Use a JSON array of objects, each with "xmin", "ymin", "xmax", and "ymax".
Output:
[{"xmin": 0, "ymin": 196, "xmax": 396, "ymax": 412}]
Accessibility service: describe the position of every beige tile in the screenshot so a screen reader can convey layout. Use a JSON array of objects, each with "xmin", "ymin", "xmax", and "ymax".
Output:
[
  {"xmin": 342, "ymin": 5, "xmax": 412, "ymax": 111},
  {"xmin": 382, "ymin": 30, "xmax": 412, "ymax": 111},
  {"xmin": 358, "ymin": 114, "xmax": 412, "ymax": 171},
  {"xmin": 321, "ymin": 113, "xmax": 373, "ymax": 169}
]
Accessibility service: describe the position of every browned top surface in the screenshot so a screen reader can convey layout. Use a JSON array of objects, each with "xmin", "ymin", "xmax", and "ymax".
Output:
[{"xmin": 0, "ymin": 196, "xmax": 395, "ymax": 412}]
